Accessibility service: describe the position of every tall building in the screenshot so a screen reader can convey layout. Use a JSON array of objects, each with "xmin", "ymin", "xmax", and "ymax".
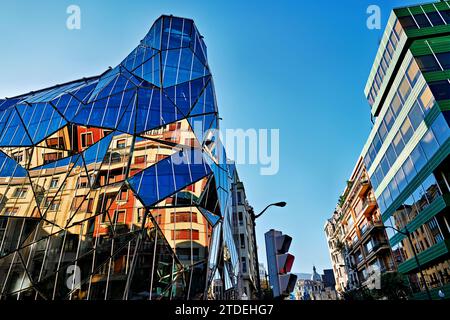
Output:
[
  {"xmin": 0, "ymin": 15, "xmax": 241, "ymax": 300},
  {"xmin": 324, "ymin": 208, "xmax": 349, "ymax": 295},
  {"xmin": 325, "ymin": 157, "xmax": 395, "ymax": 294},
  {"xmin": 231, "ymin": 175, "xmax": 259, "ymax": 299},
  {"xmin": 362, "ymin": 1, "xmax": 450, "ymax": 299}
]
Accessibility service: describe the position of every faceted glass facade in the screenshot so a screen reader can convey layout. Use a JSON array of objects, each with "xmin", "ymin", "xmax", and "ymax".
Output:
[{"xmin": 0, "ymin": 15, "xmax": 239, "ymax": 300}]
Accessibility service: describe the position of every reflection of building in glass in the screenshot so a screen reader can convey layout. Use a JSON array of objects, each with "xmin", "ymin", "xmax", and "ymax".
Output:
[
  {"xmin": 363, "ymin": 2, "xmax": 450, "ymax": 299},
  {"xmin": 0, "ymin": 15, "xmax": 241, "ymax": 300}
]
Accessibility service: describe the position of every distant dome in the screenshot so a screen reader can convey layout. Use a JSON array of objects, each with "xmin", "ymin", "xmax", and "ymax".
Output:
[{"xmin": 311, "ymin": 266, "xmax": 322, "ymax": 282}]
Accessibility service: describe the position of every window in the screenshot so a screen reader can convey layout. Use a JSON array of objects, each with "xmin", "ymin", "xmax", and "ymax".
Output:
[
  {"xmin": 47, "ymin": 137, "xmax": 65, "ymax": 149},
  {"xmin": 395, "ymin": 167, "xmax": 407, "ymax": 193},
  {"xmin": 408, "ymin": 102, "xmax": 424, "ymax": 130},
  {"xmin": 118, "ymin": 189, "xmax": 128, "ymax": 201},
  {"xmin": 400, "ymin": 118, "xmax": 414, "ymax": 144},
  {"xmin": 43, "ymin": 152, "xmax": 63, "ymax": 164},
  {"xmin": 429, "ymin": 80, "xmax": 450, "ymax": 101},
  {"xmin": 3, "ymin": 207, "xmax": 18, "ymax": 216},
  {"xmin": 431, "ymin": 114, "xmax": 450, "ymax": 145},
  {"xmin": 419, "ymin": 86, "xmax": 435, "ymax": 113},
  {"xmin": 116, "ymin": 139, "xmax": 127, "ymax": 149},
  {"xmin": 441, "ymin": 10, "xmax": 450, "ymax": 24},
  {"xmin": 420, "ymin": 129, "xmax": 439, "ymax": 159},
  {"xmin": 45, "ymin": 198, "xmax": 60, "ymax": 211},
  {"xmin": 240, "ymin": 233, "xmax": 245, "ymax": 249},
  {"xmin": 12, "ymin": 188, "xmax": 27, "ymax": 198},
  {"xmin": 237, "ymin": 192, "xmax": 242, "ymax": 204},
  {"xmin": 135, "ymin": 155, "xmax": 146, "ymax": 164},
  {"xmin": 380, "ymin": 155, "xmax": 390, "ymax": 176},
  {"xmin": 373, "ymin": 133, "xmax": 382, "ymax": 153},
  {"xmin": 416, "ymin": 55, "xmax": 441, "ymax": 73},
  {"xmin": 398, "ymin": 76, "xmax": 412, "ymax": 102},
  {"xmin": 378, "ymin": 121, "xmax": 388, "ymax": 142},
  {"xmin": 386, "ymin": 144, "xmax": 397, "ymax": 166},
  {"xmin": 80, "ymin": 132, "xmax": 94, "ymax": 148},
  {"xmin": 172, "ymin": 229, "xmax": 199, "ymax": 240},
  {"xmin": 50, "ymin": 178, "xmax": 59, "ymax": 189},
  {"xmin": 393, "ymin": 131, "xmax": 405, "ymax": 156},
  {"xmin": 12, "ymin": 151, "xmax": 23, "ymax": 163},
  {"xmin": 170, "ymin": 211, "xmax": 197, "ymax": 223},
  {"xmin": 436, "ymin": 52, "xmax": 450, "ymax": 70},
  {"xmin": 426, "ymin": 11, "xmax": 445, "ymax": 26},
  {"xmin": 76, "ymin": 176, "xmax": 89, "ymax": 188},
  {"xmin": 238, "ymin": 211, "xmax": 243, "ymax": 225},
  {"xmin": 414, "ymin": 13, "xmax": 432, "ymax": 28},
  {"xmin": 0, "ymin": 217, "xmax": 7, "ymax": 229},
  {"xmin": 365, "ymin": 240, "xmax": 374, "ymax": 254},
  {"xmin": 406, "ymin": 59, "xmax": 420, "ymax": 86},
  {"xmin": 410, "ymin": 144, "xmax": 427, "ymax": 173},
  {"xmin": 399, "ymin": 16, "xmax": 418, "ymax": 30},
  {"xmin": 394, "ymin": 19, "xmax": 404, "ymax": 39},
  {"xmin": 113, "ymin": 210, "xmax": 127, "ymax": 224},
  {"xmin": 390, "ymin": 93, "xmax": 403, "ymax": 117},
  {"xmin": 384, "ymin": 108, "xmax": 395, "ymax": 131},
  {"xmin": 402, "ymin": 157, "xmax": 416, "ymax": 183},
  {"xmin": 241, "ymin": 257, "xmax": 247, "ymax": 273}
]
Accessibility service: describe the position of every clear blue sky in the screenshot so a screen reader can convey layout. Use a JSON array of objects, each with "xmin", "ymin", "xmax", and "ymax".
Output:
[{"xmin": 0, "ymin": 0, "xmax": 426, "ymax": 274}]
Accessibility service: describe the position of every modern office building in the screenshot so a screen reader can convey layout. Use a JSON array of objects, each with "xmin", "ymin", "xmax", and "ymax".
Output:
[
  {"xmin": 231, "ymin": 175, "xmax": 259, "ymax": 299},
  {"xmin": 325, "ymin": 157, "xmax": 395, "ymax": 293},
  {"xmin": 0, "ymin": 15, "xmax": 241, "ymax": 300},
  {"xmin": 362, "ymin": 1, "xmax": 450, "ymax": 299}
]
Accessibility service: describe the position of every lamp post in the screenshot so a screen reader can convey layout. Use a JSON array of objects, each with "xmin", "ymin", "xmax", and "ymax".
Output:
[
  {"xmin": 250, "ymin": 201, "xmax": 287, "ymax": 299},
  {"xmin": 382, "ymin": 225, "xmax": 432, "ymax": 300}
]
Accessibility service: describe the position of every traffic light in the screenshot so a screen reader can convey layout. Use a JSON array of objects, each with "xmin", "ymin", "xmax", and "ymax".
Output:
[{"xmin": 265, "ymin": 230, "xmax": 298, "ymax": 298}]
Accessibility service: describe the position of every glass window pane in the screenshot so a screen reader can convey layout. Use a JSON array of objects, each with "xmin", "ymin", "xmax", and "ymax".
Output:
[
  {"xmin": 386, "ymin": 144, "xmax": 397, "ymax": 166},
  {"xmin": 406, "ymin": 59, "xmax": 420, "ymax": 86},
  {"xmin": 416, "ymin": 55, "xmax": 441, "ymax": 73},
  {"xmin": 419, "ymin": 85, "xmax": 435, "ymax": 114},
  {"xmin": 398, "ymin": 76, "xmax": 412, "ymax": 102},
  {"xmin": 402, "ymin": 157, "xmax": 416, "ymax": 183},
  {"xmin": 384, "ymin": 108, "xmax": 395, "ymax": 131},
  {"xmin": 426, "ymin": 11, "xmax": 445, "ymax": 26},
  {"xmin": 420, "ymin": 129, "xmax": 439, "ymax": 159},
  {"xmin": 408, "ymin": 101, "xmax": 424, "ymax": 130},
  {"xmin": 414, "ymin": 13, "xmax": 432, "ymax": 28},
  {"xmin": 400, "ymin": 117, "xmax": 414, "ymax": 144},
  {"xmin": 399, "ymin": 16, "xmax": 418, "ymax": 30},
  {"xmin": 429, "ymin": 80, "xmax": 450, "ymax": 101},
  {"xmin": 393, "ymin": 131, "xmax": 405, "ymax": 155},
  {"xmin": 410, "ymin": 144, "xmax": 427, "ymax": 173},
  {"xmin": 390, "ymin": 93, "xmax": 403, "ymax": 117},
  {"xmin": 380, "ymin": 155, "xmax": 390, "ymax": 176},
  {"xmin": 431, "ymin": 114, "xmax": 450, "ymax": 145},
  {"xmin": 435, "ymin": 52, "xmax": 450, "ymax": 70}
]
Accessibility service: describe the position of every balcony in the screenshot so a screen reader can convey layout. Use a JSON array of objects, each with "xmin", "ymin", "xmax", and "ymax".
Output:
[
  {"xmin": 357, "ymin": 175, "xmax": 370, "ymax": 198},
  {"xmin": 361, "ymin": 195, "xmax": 377, "ymax": 218}
]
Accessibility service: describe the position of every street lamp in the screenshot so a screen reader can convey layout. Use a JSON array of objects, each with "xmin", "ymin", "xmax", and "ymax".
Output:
[
  {"xmin": 250, "ymin": 201, "xmax": 287, "ymax": 299},
  {"xmin": 382, "ymin": 225, "xmax": 432, "ymax": 300}
]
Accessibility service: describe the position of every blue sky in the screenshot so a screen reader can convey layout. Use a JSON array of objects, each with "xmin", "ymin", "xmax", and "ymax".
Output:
[{"xmin": 0, "ymin": 0, "xmax": 426, "ymax": 274}]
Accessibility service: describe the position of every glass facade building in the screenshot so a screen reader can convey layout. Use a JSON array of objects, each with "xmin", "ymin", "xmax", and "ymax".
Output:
[
  {"xmin": 0, "ymin": 15, "xmax": 240, "ymax": 300},
  {"xmin": 362, "ymin": 1, "xmax": 450, "ymax": 299}
]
